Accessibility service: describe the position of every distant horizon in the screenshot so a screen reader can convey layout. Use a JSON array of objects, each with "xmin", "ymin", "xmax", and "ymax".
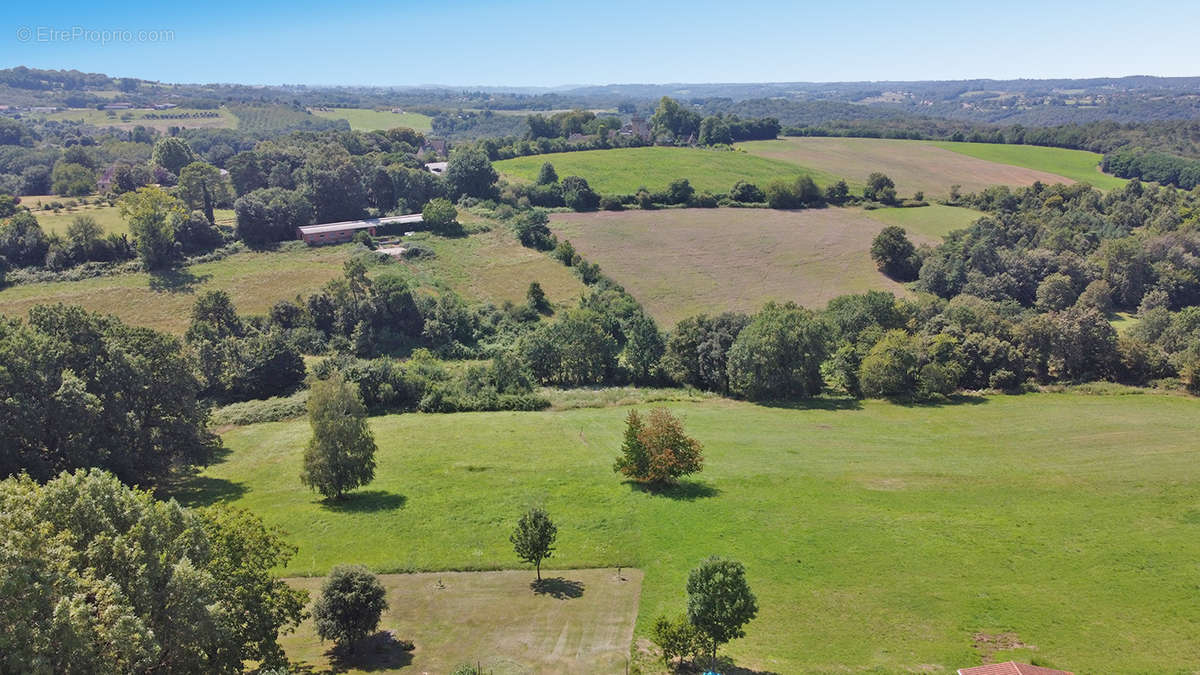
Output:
[{"xmin": 6, "ymin": 64, "xmax": 1200, "ymax": 92}]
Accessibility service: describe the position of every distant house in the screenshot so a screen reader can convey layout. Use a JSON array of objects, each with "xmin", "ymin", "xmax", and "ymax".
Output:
[
  {"xmin": 297, "ymin": 214, "xmax": 424, "ymax": 245},
  {"xmin": 957, "ymin": 662, "xmax": 1073, "ymax": 675},
  {"xmin": 424, "ymin": 161, "xmax": 448, "ymax": 175},
  {"xmin": 418, "ymin": 139, "xmax": 448, "ymax": 158},
  {"xmin": 618, "ymin": 115, "xmax": 652, "ymax": 142},
  {"xmin": 153, "ymin": 103, "xmax": 177, "ymax": 110},
  {"xmin": 103, "ymin": 102, "xmax": 133, "ymax": 110}
]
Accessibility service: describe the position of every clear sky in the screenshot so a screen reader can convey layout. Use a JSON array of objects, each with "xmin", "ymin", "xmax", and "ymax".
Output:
[{"xmin": 1, "ymin": 0, "xmax": 1197, "ymax": 87}]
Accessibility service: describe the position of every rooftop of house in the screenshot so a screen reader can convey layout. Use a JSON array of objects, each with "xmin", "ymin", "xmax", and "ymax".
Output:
[
  {"xmin": 297, "ymin": 213, "xmax": 423, "ymax": 236},
  {"xmin": 957, "ymin": 662, "xmax": 1073, "ymax": 675}
]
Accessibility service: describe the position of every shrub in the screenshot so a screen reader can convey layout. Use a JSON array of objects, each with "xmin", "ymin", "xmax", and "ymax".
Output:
[
  {"xmin": 730, "ymin": 180, "xmax": 765, "ymax": 203},
  {"xmin": 652, "ymin": 614, "xmax": 705, "ymax": 667},
  {"xmin": 870, "ymin": 226, "xmax": 920, "ymax": 281},
  {"xmin": 352, "ymin": 230, "xmax": 376, "ymax": 249},
  {"xmin": 312, "ymin": 564, "xmax": 388, "ymax": 649},
  {"xmin": 666, "ymin": 178, "xmax": 695, "ymax": 205},
  {"xmin": 422, "ymin": 197, "xmax": 459, "ymax": 234}
]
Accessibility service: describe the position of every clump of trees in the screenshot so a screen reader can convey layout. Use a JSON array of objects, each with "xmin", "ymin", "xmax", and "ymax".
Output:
[
  {"xmin": 652, "ymin": 556, "xmax": 758, "ymax": 668},
  {"xmin": 613, "ymin": 408, "xmax": 704, "ymax": 486},
  {"xmin": 0, "ymin": 469, "xmax": 307, "ymax": 673},
  {"xmin": 0, "ymin": 304, "xmax": 219, "ymax": 484},
  {"xmin": 300, "ymin": 371, "xmax": 378, "ymax": 500},
  {"xmin": 510, "ymin": 506, "xmax": 557, "ymax": 581},
  {"xmin": 870, "ymin": 226, "xmax": 920, "ymax": 281}
]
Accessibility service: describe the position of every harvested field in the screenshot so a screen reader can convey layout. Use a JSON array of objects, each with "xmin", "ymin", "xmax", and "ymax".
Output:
[
  {"xmin": 738, "ymin": 137, "xmax": 1079, "ymax": 198},
  {"xmin": 549, "ymin": 207, "xmax": 935, "ymax": 326},
  {"xmin": 280, "ymin": 568, "xmax": 642, "ymax": 674}
]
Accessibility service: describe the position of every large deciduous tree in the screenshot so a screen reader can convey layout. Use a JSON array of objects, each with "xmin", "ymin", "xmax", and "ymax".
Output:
[
  {"xmin": 0, "ymin": 305, "xmax": 219, "ymax": 484},
  {"xmin": 300, "ymin": 371, "xmax": 377, "ymax": 500},
  {"xmin": 118, "ymin": 186, "xmax": 187, "ymax": 269},
  {"xmin": 726, "ymin": 301, "xmax": 829, "ymax": 401},
  {"xmin": 0, "ymin": 469, "xmax": 307, "ymax": 674},
  {"xmin": 444, "ymin": 147, "xmax": 498, "ymax": 200},
  {"xmin": 312, "ymin": 564, "xmax": 388, "ymax": 650},
  {"xmin": 686, "ymin": 556, "xmax": 758, "ymax": 663},
  {"xmin": 613, "ymin": 408, "xmax": 703, "ymax": 486}
]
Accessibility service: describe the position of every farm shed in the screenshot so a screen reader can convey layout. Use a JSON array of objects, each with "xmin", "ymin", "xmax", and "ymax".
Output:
[
  {"xmin": 957, "ymin": 662, "xmax": 1073, "ymax": 675},
  {"xmin": 298, "ymin": 213, "xmax": 423, "ymax": 245}
]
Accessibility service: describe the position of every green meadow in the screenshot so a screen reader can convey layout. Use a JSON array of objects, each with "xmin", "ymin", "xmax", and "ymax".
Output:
[
  {"xmin": 309, "ymin": 107, "xmax": 434, "ymax": 132},
  {"xmin": 495, "ymin": 146, "xmax": 837, "ymax": 194},
  {"xmin": 860, "ymin": 204, "xmax": 985, "ymax": 240},
  {"xmin": 180, "ymin": 392, "xmax": 1200, "ymax": 673},
  {"xmin": 932, "ymin": 141, "xmax": 1129, "ymax": 190}
]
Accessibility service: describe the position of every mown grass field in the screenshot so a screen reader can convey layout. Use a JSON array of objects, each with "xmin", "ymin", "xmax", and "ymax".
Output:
[
  {"xmin": 860, "ymin": 204, "xmax": 985, "ymax": 240},
  {"xmin": 548, "ymin": 207, "xmax": 953, "ymax": 326},
  {"xmin": 183, "ymin": 392, "xmax": 1200, "ymax": 673},
  {"xmin": 738, "ymin": 137, "xmax": 1082, "ymax": 199},
  {"xmin": 495, "ymin": 147, "xmax": 838, "ymax": 195},
  {"xmin": 308, "ymin": 107, "xmax": 433, "ymax": 132},
  {"xmin": 21, "ymin": 196, "xmax": 129, "ymax": 236},
  {"xmin": 0, "ymin": 244, "xmax": 353, "ymax": 334},
  {"xmin": 26, "ymin": 107, "xmax": 237, "ymax": 131},
  {"xmin": 0, "ymin": 223, "xmax": 584, "ymax": 334},
  {"xmin": 932, "ymin": 141, "xmax": 1128, "ymax": 190},
  {"xmin": 398, "ymin": 220, "xmax": 586, "ymax": 308},
  {"xmin": 279, "ymin": 568, "xmax": 642, "ymax": 674}
]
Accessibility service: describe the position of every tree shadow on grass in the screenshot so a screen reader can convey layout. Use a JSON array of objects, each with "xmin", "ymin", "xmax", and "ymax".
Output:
[
  {"xmin": 531, "ymin": 576, "xmax": 585, "ymax": 599},
  {"xmin": 148, "ymin": 267, "xmax": 211, "ymax": 293},
  {"xmin": 159, "ymin": 475, "xmax": 248, "ymax": 508},
  {"xmin": 320, "ymin": 490, "xmax": 407, "ymax": 513},
  {"xmin": 890, "ymin": 393, "xmax": 989, "ymax": 408},
  {"xmin": 326, "ymin": 631, "xmax": 415, "ymax": 673},
  {"xmin": 627, "ymin": 479, "xmax": 721, "ymax": 501},
  {"xmin": 756, "ymin": 397, "xmax": 863, "ymax": 412}
]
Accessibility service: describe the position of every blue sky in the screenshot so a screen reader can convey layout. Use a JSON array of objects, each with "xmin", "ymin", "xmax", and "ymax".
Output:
[{"xmin": 1, "ymin": 0, "xmax": 1197, "ymax": 86}]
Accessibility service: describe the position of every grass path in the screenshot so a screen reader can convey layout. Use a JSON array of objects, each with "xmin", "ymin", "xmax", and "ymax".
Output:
[{"xmin": 187, "ymin": 392, "xmax": 1200, "ymax": 673}]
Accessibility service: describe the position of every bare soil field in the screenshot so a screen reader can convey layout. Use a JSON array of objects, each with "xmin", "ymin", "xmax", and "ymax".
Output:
[
  {"xmin": 280, "ymin": 568, "xmax": 643, "ymax": 674},
  {"xmin": 550, "ymin": 207, "xmax": 938, "ymax": 326},
  {"xmin": 738, "ymin": 137, "xmax": 1076, "ymax": 198}
]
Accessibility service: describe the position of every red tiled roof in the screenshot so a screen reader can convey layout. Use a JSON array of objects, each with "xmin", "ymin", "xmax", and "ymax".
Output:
[{"xmin": 957, "ymin": 662, "xmax": 1073, "ymax": 675}]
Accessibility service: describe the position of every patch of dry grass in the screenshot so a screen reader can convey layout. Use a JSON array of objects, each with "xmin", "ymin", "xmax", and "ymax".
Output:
[
  {"xmin": 549, "ymin": 207, "xmax": 919, "ymax": 326},
  {"xmin": 738, "ymin": 137, "xmax": 1078, "ymax": 198},
  {"xmin": 280, "ymin": 568, "xmax": 642, "ymax": 674}
]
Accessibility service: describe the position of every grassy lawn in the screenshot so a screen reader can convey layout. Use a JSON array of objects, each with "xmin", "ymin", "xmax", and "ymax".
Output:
[
  {"xmin": 27, "ymin": 107, "xmax": 237, "ymax": 131},
  {"xmin": 0, "ymin": 244, "xmax": 353, "ymax": 334},
  {"xmin": 738, "ymin": 137, "xmax": 1085, "ymax": 199},
  {"xmin": 931, "ymin": 141, "xmax": 1128, "ymax": 190},
  {"xmin": 182, "ymin": 392, "xmax": 1200, "ymax": 673},
  {"xmin": 548, "ymin": 207, "xmax": 925, "ymax": 326},
  {"xmin": 860, "ymin": 204, "xmax": 985, "ymax": 240},
  {"xmin": 23, "ymin": 197, "xmax": 129, "ymax": 236},
  {"xmin": 309, "ymin": 107, "xmax": 433, "ymax": 132},
  {"xmin": 1110, "ymin": 311, "xmax": 1141, "ymax": 334},
  {"xmin": 494, "ymin": 147, "xmax": 838, "ymax": 195},
  {"xmin": 398, "ymin": 220, "xmax": 586, "ymax": 309},
  {"xmin": 279, "ymin": 568, "xmax": 642, "ymax": 674}
]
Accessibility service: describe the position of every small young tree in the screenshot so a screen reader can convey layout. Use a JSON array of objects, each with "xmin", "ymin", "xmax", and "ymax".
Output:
[
  {"xmin": 536, "ymin": 161, "xmax": 558, "ymax": 185},
  {"xmin": 686, "ymin": 556, "xmax": 758, "ymax": 663},
  {"xmin": 312, "ymin": 564, "xmax": 388, "ymax": 650},
  {"xmin": 510, "ymin": 506, "xmax": 557, "ymax": 581},
  {"xmin": 300, "ymin": 372, "xmax": 377, "ymax": 500},
  {"xmin": 652, "ymin": 613, "xmax": 704, "ymax": 668},
  {"xmin": 526, "ymin": 281, "xmax": 550, "ymax": 314},
  {"xmin": 613, "ymin": 408, "xmax": 703, "ymax": 486}
]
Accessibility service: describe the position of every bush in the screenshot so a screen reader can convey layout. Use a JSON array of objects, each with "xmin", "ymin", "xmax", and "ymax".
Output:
[
  {"xmin": 422, "ymin": 197, "xmax": 459, "ymax": 234},
  {"xmin": 666, "ymin": 178, "xmax": 695, "ymax": 205},
  {"xmin": 692, "ymin": 192, "xmax": 719, "ymax": 208},
  {"xmin": 209, "ymin": 390, "xmax": 309, "ymax": 426},
  {"xmin": 652, "ymin": 614, "xmax": 705, "ymax": 667},
  {"xmin": 313, "ymin": 564, "xmax": 388, "ymax": 649},
  {"xmin": 352, "ymin": 230, "xmax": 376, "ymax": 249},
  {"xmin": 730, "ymin": 180, "xmax": 765, "ymax": 203},
  {"xmin": 870, "ymin": 226, "xmax": 920, "ymax": 281},
  {"xmin": 561, "ymin": 175, "xmax": 600, "ymax": 211}
]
